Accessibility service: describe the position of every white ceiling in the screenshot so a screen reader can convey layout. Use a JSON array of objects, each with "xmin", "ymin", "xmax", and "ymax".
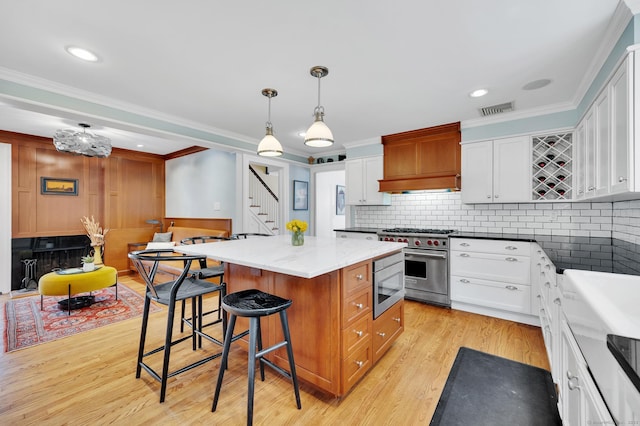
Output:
[{"xmin": 0, "ymin": 0, "xmax": 629, "ymax": 158}]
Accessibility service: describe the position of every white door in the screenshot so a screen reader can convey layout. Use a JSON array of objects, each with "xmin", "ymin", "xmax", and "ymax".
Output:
[
  {"xmin": 610, "ymin": 56, "xmax": 631, "ymax": 194},
  {"xmin": 461, "ymin": 140, "xmax": 493, "ymax": 203},
  {"xmin": 493, "ymin": 136, "xmax": 531, "ymax": 203},
  {"xmin": 595, "ymin": 89, "xmax": 610, "ymax": 196}
]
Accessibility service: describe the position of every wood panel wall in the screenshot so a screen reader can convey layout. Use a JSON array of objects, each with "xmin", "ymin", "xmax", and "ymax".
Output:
[{"xmin": 4, "ymin": 130, "xmax": 166, "ymax": 274}]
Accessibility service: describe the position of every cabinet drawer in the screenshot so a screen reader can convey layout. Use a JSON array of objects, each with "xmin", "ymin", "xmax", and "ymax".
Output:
[
  {"xmin": 343, "ymin": 261, "xmax": 372, "ymax": 297},
  {"xmin": 451, "ymin": 275, "xmax": 531, "ymax": 314},
  {"xmin": 342, "ymin": 341, "xmax": 372, "ymax": 392},
  {"xmin": 372, "ymin": 301, "xmax": 404, "ymax": 363},
  {"xmin": 450, "ymin": 252, "xmax": 530, "ymax": 284},
  {"xmin": 342, "ymin": 314, "xmax": 372, "ymax": 355},
  {"xmin": 342, "ymin": 289, "xmax": 372, "ymax": 325},
  {"xmin": 451, "ymin": 238, "xmax": 531, "ymax": 256}
]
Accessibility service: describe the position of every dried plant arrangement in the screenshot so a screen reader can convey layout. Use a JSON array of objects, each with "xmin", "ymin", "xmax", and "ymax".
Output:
[{"xmin": 80, "ymin": 216, "xmax": 109, "ymax": 247}]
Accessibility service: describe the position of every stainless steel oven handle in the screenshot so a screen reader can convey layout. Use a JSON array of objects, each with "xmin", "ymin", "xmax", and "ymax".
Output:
[{"xmin": 404, "ymin": 249, "xmax": 447, "ymax": 259}]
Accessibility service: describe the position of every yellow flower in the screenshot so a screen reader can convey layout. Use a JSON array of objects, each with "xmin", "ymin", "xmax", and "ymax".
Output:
[{"xmin": 286, "ymin": 219, "xmax": 308, "ymax": 233}]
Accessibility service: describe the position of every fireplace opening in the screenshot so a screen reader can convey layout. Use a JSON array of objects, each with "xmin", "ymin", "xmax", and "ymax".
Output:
[{"xmin": 11, "ymin": 235, "xmax": 92, "ymax": 291}]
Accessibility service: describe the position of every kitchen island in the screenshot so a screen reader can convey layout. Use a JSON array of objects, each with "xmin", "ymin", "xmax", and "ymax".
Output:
[{"xmin": 176, "ymin": 235, "xmax": 406, "ymax": 397}]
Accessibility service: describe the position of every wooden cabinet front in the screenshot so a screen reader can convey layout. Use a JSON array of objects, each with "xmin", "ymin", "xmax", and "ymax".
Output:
[{"xmin": 380, "ymin": 122, "xmax": 461, "ymax": 192}]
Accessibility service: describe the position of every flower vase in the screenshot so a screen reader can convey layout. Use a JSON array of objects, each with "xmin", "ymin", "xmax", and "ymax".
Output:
[
  {"xmin": 92, "ymin": 245, "xmax": 103, "ymax": 265},
  {"xmin": 291, "ymin": 231, "xmax": 304, "ymax": 246}
]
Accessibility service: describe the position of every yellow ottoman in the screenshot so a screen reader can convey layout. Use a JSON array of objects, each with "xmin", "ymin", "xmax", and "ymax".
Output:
[{"xmin": 38, "ymin": 266, "xmax": 118, "ymax": 314}]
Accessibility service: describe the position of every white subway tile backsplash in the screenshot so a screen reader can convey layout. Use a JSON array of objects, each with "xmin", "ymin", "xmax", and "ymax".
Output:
[{"xmin": 352, "ymin": 192, "xmax": 640, "ymax": 244}]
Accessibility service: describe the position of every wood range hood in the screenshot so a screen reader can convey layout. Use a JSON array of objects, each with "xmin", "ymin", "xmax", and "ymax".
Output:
[{"xmin": 379, "ymin": 122, "xmax": 461, "ymax": 193}]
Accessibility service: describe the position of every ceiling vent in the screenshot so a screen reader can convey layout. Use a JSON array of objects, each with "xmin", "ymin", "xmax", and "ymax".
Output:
[{"xmin": 479, "ymin": 101, "xmax": 514, "ymax": 117}]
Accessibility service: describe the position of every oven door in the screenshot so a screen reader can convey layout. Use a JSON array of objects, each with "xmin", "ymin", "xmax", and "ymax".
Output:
[
  {"xmin": 404, "ymin": 248, "xmax": 449, "ymax": 304},
  {"xmin": 373, "ymin": 258, "xmax": 405, "ymax": 318}
]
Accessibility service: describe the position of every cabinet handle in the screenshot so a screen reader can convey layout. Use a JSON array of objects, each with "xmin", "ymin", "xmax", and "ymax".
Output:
[
  {"xmin": 460, "ymin": 279, "xmax": 470, "ymax": 283},
  {"xmin": 356, "ymin": 274, "xmax": 364, "ymax": 280},
  {"xmin": 340, "ymin": 234, "xmax": 347, "ymax": 238},
  {"xmin": 377, "ymin": 332, "xmax": 386, "ymax": 338},
  {"xmin": 486, "ymin": 195, "xmax": 491, "ymax": 199},
  {"xmin": 505, "ymin": 285, "xmax": 518, "ymax": 291},
  {"xmin": 355, "ymin": 360, "xmax": 364, "ymax": 368},
  {"xmin": 460, "ymin": 253, "xmax": 470, "ymax": 257},
  {"xmin": 355, "ymin": 330, "xmax": 363, "ymax": 337},
  {"xmin": 553, "ymin": 298, "xmax": 561, "ymax": 305},
  {"xmin": 505, "ymin": 257, "xmax": 517, "ymax": 262},
  {"xmin": 588, "ymin": 186, "xmax": 595, "ymax": 191},
  {"xmin": 366, "ymin": 236, "xmax": 373, "ymax": 240},
  {"xmin": 619, "ymin": 176, "xmax": 628, "ymax": 182},
  {"xmin": 545, "ymin": 264, "xmax": 551, "ymax": 270},
  {"xmin": 545, "ymin": 282, "xmax": 551, "ymax": 288},
  {"xmin": 537, "ymin": 295, "xmax": 541, "ymax": 299},
  {"xmin": 393, "ymin": 317, "xmax": 401, "ymax": 323},
  {"xmin": 578, "ymin": 189, "xmax": 584, "ymax": 194},
  {"xmin": 460, "ymin": 243, "xmax": 470, "ymax": 247},
  {"xmin": 494, "ymin": 195, "xmax": 499, "ymax": 198},
  {"xmin": 505, "ymin": 246, "xmax": 518, "ymax": 250},
  {"xmin": 355, "ymin": 303, "xmax": 364, "ymax": 309}
]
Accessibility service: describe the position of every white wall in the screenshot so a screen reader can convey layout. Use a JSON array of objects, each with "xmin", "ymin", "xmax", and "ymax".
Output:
[
  {"xmin": 1, "ymin": 143, "xmax": 11, "ymax": 294},
  {"xmin": 165, "ymin": 149, "xmax": 237, "ymax": 220},
  {"xmin": 315, "ymin": 170, "xmax": 345, "ymax": 238}
]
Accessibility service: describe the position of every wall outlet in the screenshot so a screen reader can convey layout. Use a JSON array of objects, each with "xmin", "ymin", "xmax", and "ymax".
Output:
[{"xmin": 214, "ymin": 202, "xmax": 221, "ymax": 211}]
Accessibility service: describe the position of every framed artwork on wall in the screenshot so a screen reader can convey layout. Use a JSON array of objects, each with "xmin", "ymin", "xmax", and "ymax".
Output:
[
  {"xmin": 293, "ymin": 180, "xmax": 308, "ymax": 210},
  {"xmin": 336, "ymin": 185, "xmax": 345, "ymax": 215},
  {"xmin": 40, "ymin": 177, "xmax": 78, "ymax": 195}
]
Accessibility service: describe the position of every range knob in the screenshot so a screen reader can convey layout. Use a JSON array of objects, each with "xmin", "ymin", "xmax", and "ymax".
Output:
[
  {"xmin": 427, "ymin": 240, "xmax": 433, "ymax": 246},
  {"xmin": 403, "ymin": 238, "xmax": 409, "ymax": 243},
  {"xmin": 414, "ymin": 240, "xmax": 421, "ymax": 246},
  {"xmin": 433, "ymin": 240, "xmax": 440, "ymax": 246}
]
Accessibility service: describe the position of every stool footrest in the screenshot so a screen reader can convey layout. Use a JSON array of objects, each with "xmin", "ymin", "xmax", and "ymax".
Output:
[
  {"xmin": 259, "ymin": 358, "xmax": 295, "ymax": 381},
  {"xmin": 255, "ymin": 340, "xmax": 288, "ymax": 359}
]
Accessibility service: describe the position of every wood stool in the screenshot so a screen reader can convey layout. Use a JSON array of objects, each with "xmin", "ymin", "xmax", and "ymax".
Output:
[{"xmin": 212, "ymin": 289, "xmax": 301, "ymax": 425}]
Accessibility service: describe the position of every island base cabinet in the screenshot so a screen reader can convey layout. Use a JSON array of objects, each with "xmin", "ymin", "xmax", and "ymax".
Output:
[
  {"xmin": 372, "ymin": 300, "xmax": 404, "ymax": 364},
  {"xmin": 342, "ymin": 342, "xmax": 373, "ymax": 392}
]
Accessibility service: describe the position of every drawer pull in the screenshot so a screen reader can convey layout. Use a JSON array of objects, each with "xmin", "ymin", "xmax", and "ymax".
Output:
[
  {"xmin": 505, "ymin": 285, "xmax": 518, "ymax": 291},
  {"xmin": 355, "ymin": 360, "xmax": 364, "ymax": 368},
  {"xmin": 545, "ymin": 264, "xmax": 551, "ymax": 270},
  {"xmin": 393, "ymin": 317, "xmax": 401, "ymax": 323},
  {"xmin": 505, "ymin": 246, "xmax": 518, "ymax": 250},
  {"xmin": 460, "ymin": 279, "xmax": 470, "ymax": 283},
  {"xmin": 340, "ymin": 234, "xmax": 347, "ymax": 238},
  {"xmin": 545, "ymin": 282, "xmax": 551, "ymax": 288},
  {"xmin": 619, "ymin": 176, "xmax": 628, "ymax": 183},
  {"xmin": 459, "ymin": 253, "xmax": 470, "ymax": 257},
  {"xmin": 355, "ymin": 330, "xmax": 363, "ymax": 337},
  {"xmin": 553, "ymin": 298, "xmax": 561, "ymax": 306},
  {"xmin": 377, "ymin": 332, "xmax": 386, "ymax": 338},
  {"xmin": 356, "ymin": 274, "xmax": 364, "ymax": 280},
  {"xmin": 505, "ymin": 257, "xmax": 517, "ymax": 262},
  {"xmin": 354, "ymin": 303, "xmax": 364, "ymax": 309},
  {"xmin": 460, "ymin": 243, "xmax": 470, "ymax": 247}
]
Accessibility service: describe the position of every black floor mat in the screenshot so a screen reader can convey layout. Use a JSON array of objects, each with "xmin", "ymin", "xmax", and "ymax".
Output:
[{"xmin": 430, "ymin": 347, "xmax": 561, "ymax": 426}]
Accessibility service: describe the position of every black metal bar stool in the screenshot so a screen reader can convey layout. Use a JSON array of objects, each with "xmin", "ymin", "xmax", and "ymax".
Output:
[{"xmin": 212, "ymin": 289, "xmax": 302, "ymax": 425}]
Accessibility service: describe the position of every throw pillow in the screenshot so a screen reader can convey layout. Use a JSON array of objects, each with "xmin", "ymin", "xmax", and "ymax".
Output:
[{"xmin": 152, "ymin": 231, "xmax": 173, "ymax": 242}]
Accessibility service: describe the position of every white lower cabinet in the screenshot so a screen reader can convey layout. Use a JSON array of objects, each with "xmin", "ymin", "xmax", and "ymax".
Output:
[
  {"xmin": 450, "ymin": 238, "xmax": 534, "ymax": 323},
  {"xmin": 560, "ymin": 319, "xmax": 614, "ymax": 425},
  {"xmin": 335, "ymin": 231, "xmax": 377, "ymax": 241}
]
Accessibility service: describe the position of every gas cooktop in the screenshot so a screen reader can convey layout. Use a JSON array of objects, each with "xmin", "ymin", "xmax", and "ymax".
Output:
[{"xmin": 379, "ymin": 228, "xmax": 457, "ymax": 235}]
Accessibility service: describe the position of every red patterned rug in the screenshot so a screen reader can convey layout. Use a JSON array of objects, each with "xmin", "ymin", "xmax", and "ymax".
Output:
[{"xmin": 3, "ymin": 283, "xmax": 160, "ymax": 352}]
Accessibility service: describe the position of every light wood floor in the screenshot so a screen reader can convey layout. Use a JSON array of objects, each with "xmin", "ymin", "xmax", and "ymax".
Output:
[{"xmin": 0, "ymin": 275, "xmax": 549, "ymax": 425}]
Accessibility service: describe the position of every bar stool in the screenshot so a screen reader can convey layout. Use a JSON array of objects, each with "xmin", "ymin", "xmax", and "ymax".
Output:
[{"xmin": 212, "ymin": 289, "xmax": 302, "ymax": 425}]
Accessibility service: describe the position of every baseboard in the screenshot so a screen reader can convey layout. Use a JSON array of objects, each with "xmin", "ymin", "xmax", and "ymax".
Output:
[{"xmin": 451, "ymin": 301, "xmax": 541, "ymax": 326}]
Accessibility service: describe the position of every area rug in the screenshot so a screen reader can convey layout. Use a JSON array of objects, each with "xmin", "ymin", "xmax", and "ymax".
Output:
[
  {"xmin": 3, "ymin": 283, "xmax": 160, "ymax": 352},
  {"xmin": 430, "ymin": 347, "xmax": 561, "ymax": 426}
]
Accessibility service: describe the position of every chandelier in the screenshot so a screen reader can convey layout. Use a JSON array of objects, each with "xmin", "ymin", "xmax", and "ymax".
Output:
[
  {"xmin": 53, "ymin": 123, "xmax": 112, "ymax": 158},
  {"xmin": 304, "ymin": 66, "xmax": 334, "ymax": 147}
]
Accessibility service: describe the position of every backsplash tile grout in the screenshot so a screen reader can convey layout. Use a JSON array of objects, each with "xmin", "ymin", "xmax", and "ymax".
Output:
[{"xmin": 353, "ymin": 192, "xmax": 640, "ymax": 244}]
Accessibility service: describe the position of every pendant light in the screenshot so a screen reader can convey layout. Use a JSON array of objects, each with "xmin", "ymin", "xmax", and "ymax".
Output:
[
  {"xmin": 53, "ymin": 123, "xmax": 112, "ymax": 158},
  {"xmin": 257, "ymin": 88, "xmax": 283, "ymax": 157},
  {"xmin": 304, "ymin": 66, "xmax": 334, "ymax": 147}
]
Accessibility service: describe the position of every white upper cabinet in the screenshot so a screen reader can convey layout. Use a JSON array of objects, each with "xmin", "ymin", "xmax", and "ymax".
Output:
[
  {"xmin": 609, "ymin": 54, "xmax": 632, "ymax": 194},
  {"xmin": 462, "ymin": 136, "xmax": 530, "ymax": 204},
  {"xmin": 345, "ymin": 156, "xmax": 391, "ymax": 205},
  {"xmin": 595, "ymin": 88, "xmax": 610, "ymax": 196}
]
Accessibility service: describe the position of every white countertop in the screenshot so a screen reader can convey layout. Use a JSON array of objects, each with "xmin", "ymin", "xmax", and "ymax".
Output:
[{"xmin": 174, "ymin": 234, "xmax": 406, "ymax": 278}]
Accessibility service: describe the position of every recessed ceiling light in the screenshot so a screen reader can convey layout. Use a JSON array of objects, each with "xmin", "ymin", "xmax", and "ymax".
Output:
[
  {"xmin": 65, "ymin": 46, "xmax": 99, "ymax": 62},
  {"xmin": 298, "ymin": 131, "xmax": 306, "ymax": 137},
  {"xmin": 469, "ymin": 89, "xmax": 488, "ymax": 98},
  {"xmin": 522, "ymin": 79, "xmax": 552, "ymax": 91},
  {"xmin": 136, "ymin": 144, "xmax": 144, "ymax": 148}
]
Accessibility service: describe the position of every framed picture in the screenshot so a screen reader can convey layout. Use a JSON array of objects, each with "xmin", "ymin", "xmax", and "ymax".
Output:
[
  {"xmin": 293, "ymin": 180, "xmax": 308, "ymax": 210},
  {"xmin": 336, "ymin": 185, "xmax": 345, "ymax": 215},
  {"xmin": 41, "ymin": 177, "xmax": 78, "ymax": 195}
]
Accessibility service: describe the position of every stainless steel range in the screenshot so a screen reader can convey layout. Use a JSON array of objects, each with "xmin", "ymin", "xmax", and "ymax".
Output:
[{"xmin": 378, "ymin": 228, "xmax": 456, "ymax": 307}]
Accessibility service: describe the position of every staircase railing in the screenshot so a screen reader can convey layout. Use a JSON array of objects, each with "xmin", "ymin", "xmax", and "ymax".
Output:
[{"xmin": 248, "ymin": 165, "xmax": 279, "ymax": 233}]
